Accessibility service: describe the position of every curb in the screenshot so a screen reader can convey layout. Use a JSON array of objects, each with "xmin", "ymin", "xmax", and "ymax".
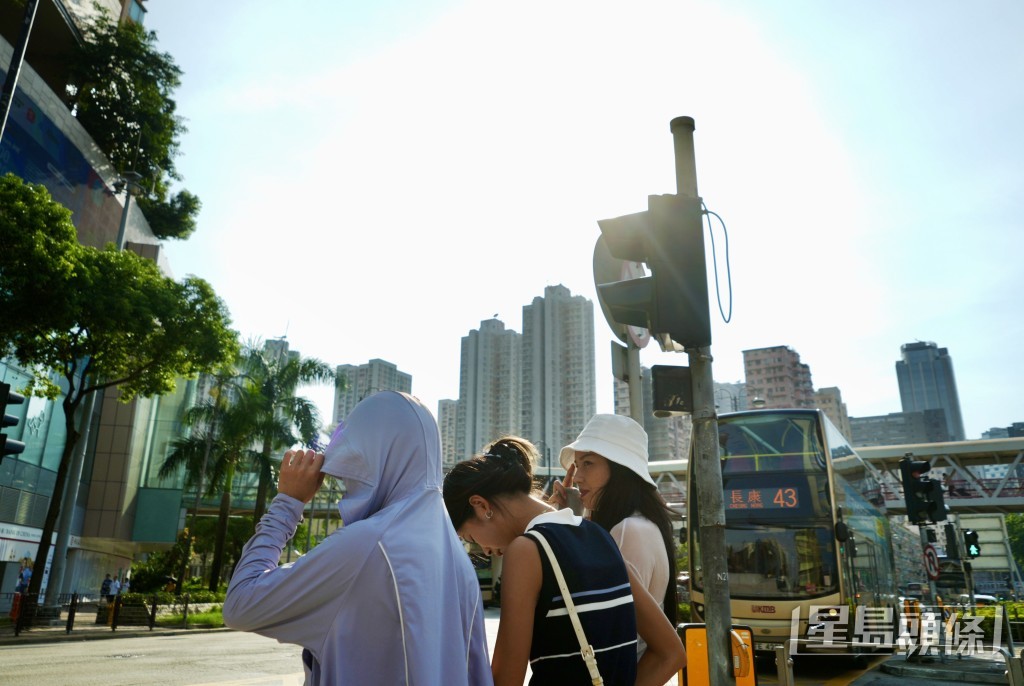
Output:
[
  {"xmin": 879, "ymin": 658, "xmax": 1008, "ymax": 684},
  {"xmin": 0, "ymin": 626, "xmax": 234, "ymax": 647}
]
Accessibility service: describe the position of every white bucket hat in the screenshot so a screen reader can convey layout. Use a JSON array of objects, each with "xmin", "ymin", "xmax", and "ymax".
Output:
[{"xmin": 559, "ymin": 414, "xmax": 656, "ymax": 487}]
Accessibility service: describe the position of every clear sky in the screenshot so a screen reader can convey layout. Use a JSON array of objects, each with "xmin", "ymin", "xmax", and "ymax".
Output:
[{"xmin": 144, "ymin": 1, "xmax": 1023, "ymax": 441}]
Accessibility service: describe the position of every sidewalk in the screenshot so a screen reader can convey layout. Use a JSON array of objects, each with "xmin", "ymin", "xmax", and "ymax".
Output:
[{"xmin": 0, "ymin": 618, "xmax": 233, "ymax": 647}]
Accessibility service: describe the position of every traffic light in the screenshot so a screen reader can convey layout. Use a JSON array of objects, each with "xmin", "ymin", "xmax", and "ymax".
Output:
[
  {"xmin": 1, "ymin": 382, "xmax": 26, "ymax": 463},
  {"xmin": 944, "ymin": 523, "xmax": 960, "ymax": 560},
  {"xmin": 596, "ymin": 194, "xmax": 710, "ymax": 351},
  {"xmin": 899, "ymin": 455, "xmax": 947, "ymax": 524},
  {"xmin": 963, "ymin": 529, "xmax": 981, "ymax": 558}
]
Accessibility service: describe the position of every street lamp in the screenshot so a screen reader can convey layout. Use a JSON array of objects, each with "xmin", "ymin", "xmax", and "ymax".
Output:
[
  {"xmin": 714, "ymin": 387, "xmax": 738, "ymax": 412},
  {"xmin": 114, "ymin": 171, "xmax": 144, "ymax": 250}
]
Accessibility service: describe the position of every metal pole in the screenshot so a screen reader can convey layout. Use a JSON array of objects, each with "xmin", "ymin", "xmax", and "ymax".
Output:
[
  {"xmin": 45, "ymin": 391, "xmax": 98, "ymax": 606},
  {"xmin": 671, "ymin": 116, "xmax": 734, "ymax": 686},
  {"xmin": 0, "ymin": 0, "xmax": 40, "ymax": 144},
  {"xmin": 115, "ymin": 193, "xmax": 133, "ymax": 250},
  {"xmin": 627, "ymin": 342, "xmax": 644, "ymax": 424}
]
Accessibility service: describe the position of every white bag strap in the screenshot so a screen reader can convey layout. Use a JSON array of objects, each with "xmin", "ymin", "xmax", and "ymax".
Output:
[{"xmin": 527, "ymin": 530, "xmax": 604, "ymax": 686}]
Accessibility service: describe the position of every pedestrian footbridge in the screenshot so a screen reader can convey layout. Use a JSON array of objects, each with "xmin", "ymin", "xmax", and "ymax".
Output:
[{"xmin": 538, "ymin": 436, "xmax": 1024, "ymax": 514}]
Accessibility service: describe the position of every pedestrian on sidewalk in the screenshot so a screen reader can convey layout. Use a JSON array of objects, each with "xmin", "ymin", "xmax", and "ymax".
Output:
[
  {"xmin": 100, "ymin": 573, "xmax": 112, "ymax": 601},
  {"xmin": 223, "ymin": 391, "xmax": 492, "ymax": 686}
]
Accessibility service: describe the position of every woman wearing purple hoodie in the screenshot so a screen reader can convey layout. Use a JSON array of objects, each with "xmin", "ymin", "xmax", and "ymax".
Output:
[{"xmin": 224, "ymin": 391, "xmax": 493, "ymax": 686}]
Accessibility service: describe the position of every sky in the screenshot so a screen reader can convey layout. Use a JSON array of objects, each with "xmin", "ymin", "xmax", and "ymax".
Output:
[{"xmin": 143, "ymin": 1, "xmax": 1023, "ymax": 441}]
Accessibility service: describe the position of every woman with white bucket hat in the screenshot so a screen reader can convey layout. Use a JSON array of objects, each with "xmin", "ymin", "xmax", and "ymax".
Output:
[{"xmin": 554, "ymin": 414, "xmax": 679, "ymax": 635}]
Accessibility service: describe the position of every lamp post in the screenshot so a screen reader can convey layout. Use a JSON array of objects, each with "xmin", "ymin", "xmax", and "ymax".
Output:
[
  {"xmin": 45, "ymin": 173, "xmax": 144, "ymax": 605},
  {"xmin": 114, "ymin": 171, "xmax": 144, "ymax": 250},
  {"xmin": 714, "ymin": 387, "xmax": 738, "ymax": 412}
]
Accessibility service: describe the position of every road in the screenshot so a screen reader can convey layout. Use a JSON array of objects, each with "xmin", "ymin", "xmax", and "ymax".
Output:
[{"xmin": 0, "ymin": 610, "xmax": 962, "ymax": 686}]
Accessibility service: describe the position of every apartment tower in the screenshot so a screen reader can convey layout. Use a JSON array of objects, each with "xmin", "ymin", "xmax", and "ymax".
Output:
[
  {"xmin": 743, "ymin": 346, "xmax": 815, "ymax": 409},
  {"xmin": 456, "ymin": 319, "xmax": 521, "ymax": 461},
  {"xmin": 521, "ymin": 285, "xmax": 596, "ymax": 468},
  {"xmin": 332, "ymin": 359, "xmax": 412, "ymax": 425}
]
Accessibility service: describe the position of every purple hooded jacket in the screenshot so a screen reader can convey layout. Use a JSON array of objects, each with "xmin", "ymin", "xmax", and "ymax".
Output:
[{"xmin": 223, "ymin": 391, "xmax": 493, "ymax": 685}]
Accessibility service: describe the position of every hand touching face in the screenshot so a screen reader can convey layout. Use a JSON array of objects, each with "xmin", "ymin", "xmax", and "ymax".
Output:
[{"xmin": 278, "ymin": 449, "xmax": 325, "ymax": 504}]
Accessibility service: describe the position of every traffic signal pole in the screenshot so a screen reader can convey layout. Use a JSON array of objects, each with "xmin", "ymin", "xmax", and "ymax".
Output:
[{"xmin": 671, "ymin": 117, "xmax": 734, "ymax": 686}]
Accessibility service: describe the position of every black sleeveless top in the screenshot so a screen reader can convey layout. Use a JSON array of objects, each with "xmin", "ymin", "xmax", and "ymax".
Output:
[{"xmin": 526, "ymin": 518, "xmax": 638, "ymax": 685}]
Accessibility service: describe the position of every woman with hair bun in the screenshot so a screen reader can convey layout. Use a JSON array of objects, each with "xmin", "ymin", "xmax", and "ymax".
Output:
[{"xmin": 444, "ymin": 435, "xmax": 685, "ymax": 686}]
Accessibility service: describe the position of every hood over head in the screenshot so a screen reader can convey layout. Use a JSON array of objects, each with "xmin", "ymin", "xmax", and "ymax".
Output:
[{"xmin": 322, "ymin": 391, "xmax": 442, "ymax": 525}]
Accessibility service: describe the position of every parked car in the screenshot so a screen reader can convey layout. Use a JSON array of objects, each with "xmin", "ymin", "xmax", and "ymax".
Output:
[{"xmin": 958, "ymin": 593, "xmax": 999, "ymax": 606}]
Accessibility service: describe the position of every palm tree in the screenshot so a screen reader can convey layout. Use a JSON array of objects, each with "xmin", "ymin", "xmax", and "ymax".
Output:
[
  {"xmin": 240, "ymin": 343, "xmax": 339, "ymax": 523},
  {"xmin": 160, "ymin": 340, "xmax": 340, "ymax": 590},
  {"xmin": 161, "ymin": 380, "xmax": 260, "ymax": 591}
]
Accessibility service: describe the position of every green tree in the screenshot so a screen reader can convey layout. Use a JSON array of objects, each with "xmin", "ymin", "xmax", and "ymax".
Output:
[
  {"xmin": 66, "ymin": 6, "xmax": 199, "ymax": 240},
  {"xmin": 241, "ymin": 343, "xmax": 339, "ymax": 523},
  {"xmin": 161, "ymin": 389, "xmax": 261, "ymax": 591},
  {"xmin": 158, "ymin": 341, "xmax": 339, "ymax": 590},
  {"xmin": 1007, "ymin": 514, "xmax": 1024, "ymax": 578},
  {"xmin": 0, "ymin": 175, "xmax": 238, "ymax": 601}
]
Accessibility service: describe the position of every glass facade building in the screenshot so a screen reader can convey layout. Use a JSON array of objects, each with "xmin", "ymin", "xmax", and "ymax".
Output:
[{"xmin": 895, "ymin": 342, "xmax": 966, "ymax": 441}]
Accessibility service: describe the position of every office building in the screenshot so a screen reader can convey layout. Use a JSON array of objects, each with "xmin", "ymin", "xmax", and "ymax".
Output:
[
  {"xmin": 331, "ymin": 359, "xmax": 412, "ymax": 425},
  {"xmin": 895, "ymin": 342, "xmax": 965, "ymax": 441},
  {"xmin": 0, "ymin": 0, "xmax": 194, "ymax": 605},
  {"xmin": 521, "ymin": 285, "xmax": 596, "ymax": 469},
  {"xmin": 848, "ymin": 409, "xmax": 949, "ymax": 447},
  {"xmin": 456, "ymin": 319, "xmax": 521, "ymax": 461}
]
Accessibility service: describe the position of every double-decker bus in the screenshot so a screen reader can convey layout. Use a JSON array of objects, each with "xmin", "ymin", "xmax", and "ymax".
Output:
[{"xmin": 686, "ymin": 409, "xmax": 898, "ymax": 654}]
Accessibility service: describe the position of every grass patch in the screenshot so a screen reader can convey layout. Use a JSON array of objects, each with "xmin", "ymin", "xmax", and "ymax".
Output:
[{"xmin": 155, "ymin": 604, "xmax": 225, "ymax": 628}]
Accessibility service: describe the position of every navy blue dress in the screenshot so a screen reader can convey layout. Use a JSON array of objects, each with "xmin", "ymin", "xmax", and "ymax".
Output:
[{"xmin": 526, "ymin": 519, "xmax": 638, "ymax": 685}]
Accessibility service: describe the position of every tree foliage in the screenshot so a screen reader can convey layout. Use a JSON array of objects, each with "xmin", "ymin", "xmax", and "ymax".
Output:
[
  {"xmin": 158, "ymin": 340, "xmax": 339, "ymax": 590},
  {"xmin": 0, "ymin": 175, "xmax": 80, "ymax": 332},
  {"xmin": 1007, "ymin": 513, "xmax": 1024, "ymax": 577},
  {"xmin": 0, "ymin": 175, "xmax": 238, "ymax": 600},
  {"xmin": 66, "ymin": 6, "xmax": 199, "ymax": 240}
]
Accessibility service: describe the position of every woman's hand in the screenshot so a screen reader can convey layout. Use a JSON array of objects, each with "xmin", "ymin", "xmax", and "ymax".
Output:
[
  {"xmin": 547, "ymin": 463, "xmax": 576, "ymax": 510},
  {"xmin": 278, "ymin": 449, "xmax": 325, "ymax": 503}
]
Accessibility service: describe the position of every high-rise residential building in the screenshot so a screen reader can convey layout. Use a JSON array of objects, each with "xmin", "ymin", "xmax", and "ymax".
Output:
[
  {"xmin": 331, "ymin": 359, "xmax": 412, "ymax": 425},
  {"xmin": 742, "ymin": 346, "xmax": 815, "ymax": 409},
  {"xmin": 456, "ymin": 319, "xmax": 521, "ymax": 461},
  {"xmin": 814, "ymin": 387, "xmax": 853, "ymax": 439},
  {"xmin": 521, "ymin": 285, "xmax": 596, "ymax": 468},
  {"xmin": 895, "ymin": 342, "xmax": 965, "ymax": 441},
  {"xmin": 613, "ymin": 367, "xmax": 692, "ymax": 462},
  {"xmin": 437, "ymin": 399, "xmax": 458, "ymax": 468}
]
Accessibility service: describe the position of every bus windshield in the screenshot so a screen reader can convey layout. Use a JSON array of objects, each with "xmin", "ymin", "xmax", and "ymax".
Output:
[
  {"xmin": 711, "ymin": 525, "xmax": 839, "ymax": 599},
  {"xmin": 692, "ymin": 411, "xmax": 840, "ymax": 600}
]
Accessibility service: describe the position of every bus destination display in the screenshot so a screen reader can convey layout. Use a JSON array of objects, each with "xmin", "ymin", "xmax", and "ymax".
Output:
[{"xmin": 726, "ymin": 487, "xmax": 799, "ymax": 510}]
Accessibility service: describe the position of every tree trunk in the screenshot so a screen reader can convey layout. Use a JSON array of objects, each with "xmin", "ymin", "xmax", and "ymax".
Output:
[
  {"xmin": 208, "ymin": 461, "xmax": 234, "ymax": 592},
  {"xmin": 252, "ymin": 439, "xmax": 273, "ymax": 526}
]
